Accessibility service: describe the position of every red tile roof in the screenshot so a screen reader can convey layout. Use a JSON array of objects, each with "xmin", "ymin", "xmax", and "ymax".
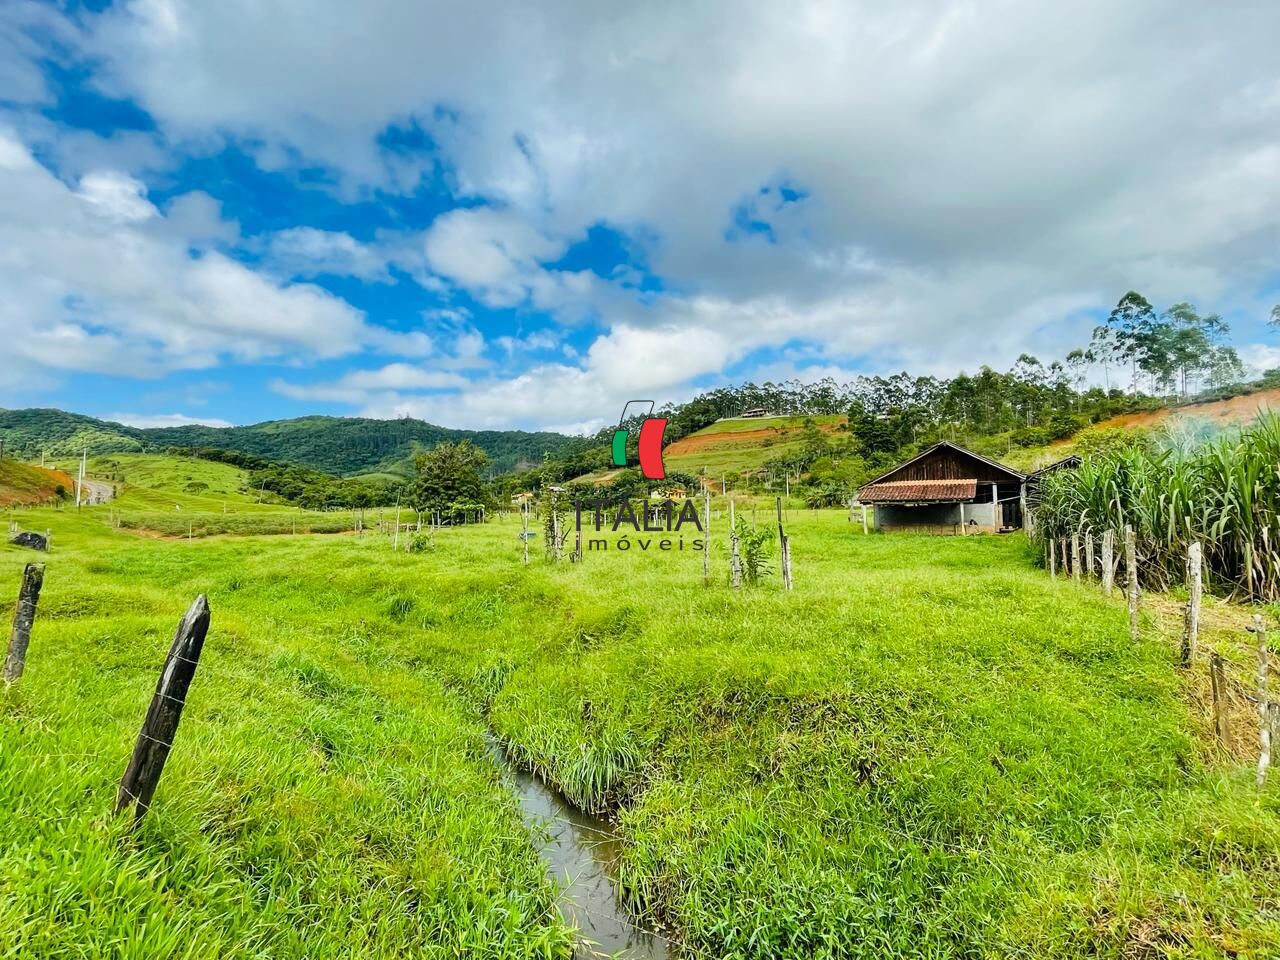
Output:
[{"xmin": 858, "ymin": 479, "xmax": 977, "ymax": 502}]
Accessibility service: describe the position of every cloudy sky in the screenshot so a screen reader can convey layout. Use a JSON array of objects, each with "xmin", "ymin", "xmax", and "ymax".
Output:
[{"xmin": 2, "ymin": 1, "xmax": 1279, "ymax": 433}]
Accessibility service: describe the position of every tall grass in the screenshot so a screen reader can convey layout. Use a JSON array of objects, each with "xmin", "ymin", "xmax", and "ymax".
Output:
[{"xmin": 1036, "ymin": 412, "xmax": 1280, "ymax": 598}]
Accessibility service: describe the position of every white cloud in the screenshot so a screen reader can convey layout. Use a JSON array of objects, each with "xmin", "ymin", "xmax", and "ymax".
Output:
[
  {"xmin": 422, "ymin": 207, "xmax": 563, "ymax": 306},
  {"xmin": 355, "ymin": 322, "xmax": 742, "ymax": 429},
  {"xmin": 1239, "ymin": 344, "xmax": 1280, "ymax": 377},
  {"xmin": 60, "ymin": 1, "xmax": 1280, "ymax": 390},
  {"xmin": 76, "ymin": 171, "xmax": 159, "ymax": 222},
  {"xmin": 494, "ymin": 329, "xmax": 560, "ymax": 354},
  {"xmin": 4, "ymin": 2, "xmax": 1280, "ymax": 428},
  {"xmin": 266, "ymin": 227, "xmax": 390, "ymax": 281},
  {"xmin": 0, "ymin": 131, "xmax": 414, "ymax": 383},
  {"xmin": 271, "ymin": 363, "xmax": 469, "ymax": 405},
  {"xmin": 107, "ymin": 411, "xmax": 235, "ymax": 428}
]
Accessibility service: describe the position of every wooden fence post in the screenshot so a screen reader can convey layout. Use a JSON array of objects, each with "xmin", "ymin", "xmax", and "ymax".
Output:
[
  {"xmin": 1209, "ymin": 651, "xmax": 1230, "ymax": 748},
  {"xmin": 729, "ymin": 498, "xmax": 742, "ymax": 590},
  {"xmin": 522, "ymin": 502, "xmax": 530, "ymax": 565},
  {"xmin": 393, "ymin": 499, "xmax": 401, "ymax": 552},
  {"xmin": 1125, "ymin": 525, "xmax": 1139, "ymax": 642},
  {"xmin": 862, "ymin": 504, "xmax": 869, "ymax": 536},
  {"xmin": 1101, "ymin": 529, "xmax": 1115, "ymax": 596},
  {"xmin": 3, "ymin": 563, "xmax": 45, "ymax": 684},
  {"xmin": 702, "ymin": 487, "xmax": 711, "ymax": 587},
  {"xmin": 1047, "ymin": 541, "xmax": 1056, "ymax": 578},
  {"xmin": 1084, "ymin": 533, "xmax": 1095, "ymax": 581},
  {"xmin": 1071, "ymin": 532, "xmax": 1081, "ymax": 584},
  {"xmin": 1252, "ymin": 614, "xmax": 1270, "ymax": 787},
  {"xmin": 1060, "ymin": 538, "xmax": 1069, "ymax": 575},
  {"xmin": 776, "ymin": 497, "xmax": 793, "ymax": 592},
  {"xmin": 116, "ymin": 595, "xmax": 210, "ymax": 823},
  {"xmin": 1182, "ymin": 542, "xmax": 1202, "ymax": 668},
  {"xmin": 552, "ymin": 493, "xmax": 562, "ymax": 562}
]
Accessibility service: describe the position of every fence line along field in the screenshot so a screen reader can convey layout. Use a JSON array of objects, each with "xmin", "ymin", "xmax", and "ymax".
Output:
[
  {"xmin": 79, "ymin": 453, "xmax": 364, "ymax": 537},
  {"xmin": 3, "ymin": 464, "xmax": 1278, "ymax": 959}
]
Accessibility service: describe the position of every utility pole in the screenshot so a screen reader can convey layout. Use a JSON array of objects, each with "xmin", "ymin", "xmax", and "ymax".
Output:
[{"xmin": 75, "ymin": 449, "xmax": 86, "ymax": 509}]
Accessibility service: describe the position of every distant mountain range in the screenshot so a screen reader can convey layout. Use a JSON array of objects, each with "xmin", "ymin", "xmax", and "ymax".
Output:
[{"xmin": 0, "ymin": 408, "xmax": 585, "ymax": 477}]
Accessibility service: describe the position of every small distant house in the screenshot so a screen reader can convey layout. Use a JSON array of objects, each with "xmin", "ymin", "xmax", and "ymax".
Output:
[
  {"xmin": 857, "ymin": 441, "xmax": 1027, "ymax": 535},
  {"xmin": 740, "ymin": 407, "xmax": 770, "ymax": 418}
]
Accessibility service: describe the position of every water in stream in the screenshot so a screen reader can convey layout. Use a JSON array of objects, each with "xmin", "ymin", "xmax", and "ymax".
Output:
[{"xmin": 487, "ymin": 737, "xmax": 671, "ymax": 959}]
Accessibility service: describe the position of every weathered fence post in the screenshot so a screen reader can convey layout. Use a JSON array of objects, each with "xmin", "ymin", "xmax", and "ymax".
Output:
[
  {"xmin": 1060, "ymin": 538, "xmax": 1069, "ymax": 575},
  {"xmin": 1209, "ymin": 651, "xmax": 1230, "ymax": 748},
  {"xmin": 552, "ymin": 493, "xmax": 563, "ymax": 562},
  {"xmin": 1047, "ymin": 541, "xmax": 1056, "ymax": 578},
  {"xmin": 393, "ymin": 499, "xmax": 401, "ymax": 552},
  {"xmin": 1084, "ymin": 533, "xmax": 1095, "ymax": 581},
  {"xmin": 1101, "ymin": 529, "xmax": 1115, "ymax": 596},
  {"xmin": 776, "ymin": 497, "xmax": 793, "ymax": 592},
  {"xmin": 1070, "ymin": 532, "xmax": 1081, "ymax": 584},
  {"xmin": 1125, "ymin": 525, "xmax": 1139, "ymax": 642},
  {"xmin": 3, "ymin": 563, "xmax": 45, "ymax": 684},
  {"xmin": 1252, "ymin": 615, "xmax": 1270, "ymax": 787},
  {"xmin": 862, "ymin": 504, "xmax": 869, "ymax": 536},
  {"xmin": 521, "ymin": 502, "xmax": 530, "ymax": 565},
  {"xmin": 729, "ymin": 498, "xmax": 742, "ymax": 590},
  {"xmin": 1182, "ymin": 542, "xmax": 1202, "ymax": 668},
  {"xmin": 702, "ymin": 487, "xmax": 711, "ymax": 587},
  {"xmin": 116, "ymin": 595, "xmax": 210, "ymax": 823}
]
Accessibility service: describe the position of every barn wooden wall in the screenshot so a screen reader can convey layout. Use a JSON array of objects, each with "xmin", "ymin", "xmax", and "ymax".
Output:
[{"xmin": 882, "ymin": 448, "xmax": 1016, "ymax": 484}]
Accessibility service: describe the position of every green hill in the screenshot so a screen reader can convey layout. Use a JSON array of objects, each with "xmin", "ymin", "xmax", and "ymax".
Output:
[{"xmin": 0, "ymin": 409, "xmax": 585, "ymax": 477}]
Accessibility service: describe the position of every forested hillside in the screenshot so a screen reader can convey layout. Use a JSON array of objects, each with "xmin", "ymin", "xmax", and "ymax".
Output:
[{"xmin": 0, "ymin": 409, "xmax": 586, "ymax": 476}]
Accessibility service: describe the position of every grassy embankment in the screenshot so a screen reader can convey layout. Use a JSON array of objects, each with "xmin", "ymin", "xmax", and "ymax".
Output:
[
  {"xmin": 87, "ymin": 453, "xmax": 358, "ymax": 536},
  {"xmin": 0, "ymin": 460, "xmax": 74, "ymax": 507},
  {"xmin": 1, "ymin": 491, "xmax": 1278, "ymax": 958}
]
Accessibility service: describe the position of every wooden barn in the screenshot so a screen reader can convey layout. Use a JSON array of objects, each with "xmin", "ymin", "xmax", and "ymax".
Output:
[{"xmin": 857, "ymin": 442, "xmax": 1026, "ymax": 535}]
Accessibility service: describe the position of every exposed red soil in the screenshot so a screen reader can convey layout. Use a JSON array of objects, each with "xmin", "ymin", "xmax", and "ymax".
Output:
[
  {"xmin": 1087, "ymin": 387, "xmax": 1280, "ymax": 434},
  {"xmin": 0, "ymin": 466, "xmax": 76, "ymax": 506}
]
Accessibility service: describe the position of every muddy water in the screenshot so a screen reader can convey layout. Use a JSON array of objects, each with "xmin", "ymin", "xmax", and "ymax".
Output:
[{"xmin": 487, "ymin": 737, "xmax": 671, "ymax": 959}]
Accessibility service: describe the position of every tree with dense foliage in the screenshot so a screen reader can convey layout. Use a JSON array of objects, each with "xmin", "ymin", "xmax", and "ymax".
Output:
[{"xmin": 410, "ymin": 440, "xmax": 495, "ymax": 518}]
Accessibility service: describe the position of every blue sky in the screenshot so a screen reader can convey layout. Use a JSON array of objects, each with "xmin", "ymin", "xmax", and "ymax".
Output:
[{"xmin": 1, "ymin": 2, "xmax": 1279, "ymax": 433}]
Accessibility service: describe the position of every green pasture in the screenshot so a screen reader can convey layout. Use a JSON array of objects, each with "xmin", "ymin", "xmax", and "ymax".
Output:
[{"xmin": 1, "ymin": 495, "xmax": 1277, "ymax": 958}]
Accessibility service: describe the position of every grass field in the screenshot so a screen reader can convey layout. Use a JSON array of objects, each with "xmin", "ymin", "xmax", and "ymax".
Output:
[
  {"xmin": 77, "ymin": 454, "xmax": 364, "ymax": 538},
  {"xmin": 2, "ymin": 495, "xmax": 1278, "ymax": 958}
]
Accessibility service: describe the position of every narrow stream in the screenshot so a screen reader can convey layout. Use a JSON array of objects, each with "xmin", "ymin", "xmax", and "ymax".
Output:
[{"xmin": 486, "ymin": 736, "xmax": 672, "ymax": 959}]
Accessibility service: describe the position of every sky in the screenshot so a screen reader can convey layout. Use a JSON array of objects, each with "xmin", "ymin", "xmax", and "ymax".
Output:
[{"xmin": 2, "ymin": 1, "xmax": 1279, "ymax": 435}]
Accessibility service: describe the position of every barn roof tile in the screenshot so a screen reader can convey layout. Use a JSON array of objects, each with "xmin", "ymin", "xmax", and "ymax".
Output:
[{"xmin": 857, "ymin": 479, "xmax": 978, "ymax": 502}]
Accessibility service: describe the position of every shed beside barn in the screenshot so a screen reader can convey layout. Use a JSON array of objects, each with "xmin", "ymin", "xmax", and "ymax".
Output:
[{"xmin": 857, "ymin": 442, "xmax": 1026, "ymax": 534}]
